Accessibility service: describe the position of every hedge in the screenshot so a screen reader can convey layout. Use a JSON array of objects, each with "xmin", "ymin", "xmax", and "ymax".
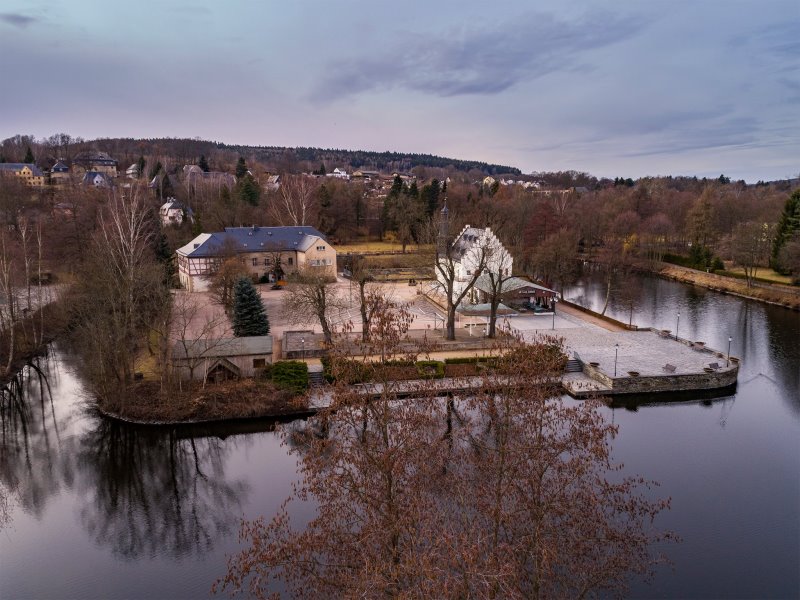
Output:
[
  {"xmin": 415, "ymin": 360, "xmax": 445, "ymax": 379},
  {"xmin": 271, "ymin": 360, "xmax": 309, "ymax": 394}
]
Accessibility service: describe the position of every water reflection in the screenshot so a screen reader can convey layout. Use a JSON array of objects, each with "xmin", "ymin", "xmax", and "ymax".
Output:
[
  {"xmin": 0, "ymin": 354, "xmax": 251, "ymax": 561},
  {"xmin": 0, "ymin": 357, "xmax": 63, "ymax": 521},
  {"xmin": 73, "ymin": 420, "xmax": 249, "ymax": 559}
]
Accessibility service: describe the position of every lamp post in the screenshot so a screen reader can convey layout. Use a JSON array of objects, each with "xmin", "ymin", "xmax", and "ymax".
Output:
[
  {"xmin": 614, "ymin": 343, "xmax": 619, "ymax": 377},
  {"xmin": 552, "ymin": 302, "xmax": 556, "ymax": 330},
  {"xmin": 675, "ymin": 312, "xmax": 680, "ymax": 341},
  {"xmin": 300, "ymin": 337, "xmax": 305, "ymax": 360},
  {"xmin": 727, "ymin": 336, "xmax": 732, "ymax": 367}
]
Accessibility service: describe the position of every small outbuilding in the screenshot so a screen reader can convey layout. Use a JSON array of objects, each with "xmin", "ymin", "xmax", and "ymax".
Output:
[{"xmin": 172, "ymin": 335, "xmax": 273, "ymax": 382}]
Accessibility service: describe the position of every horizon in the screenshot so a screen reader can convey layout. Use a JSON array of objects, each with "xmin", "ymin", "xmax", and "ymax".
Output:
[{"xmin": 1, "ymin": 1, "xmax": 798, "ymax": 183}]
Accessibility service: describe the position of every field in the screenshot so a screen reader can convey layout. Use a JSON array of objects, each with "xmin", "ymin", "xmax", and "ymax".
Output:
[{"xmin": 721, "ymin": 265, "xmax": 794, "ymax": 285}]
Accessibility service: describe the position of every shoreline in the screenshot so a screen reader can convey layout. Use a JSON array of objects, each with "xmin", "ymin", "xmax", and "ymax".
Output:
[{"xmin": 645, "ymin": 262, "xmax": 799, "ymax": 311}]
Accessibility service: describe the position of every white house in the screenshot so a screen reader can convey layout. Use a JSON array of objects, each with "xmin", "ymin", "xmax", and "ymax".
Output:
[
  {"xmin": 159, "ymin": 199, "xmax": 193, "ymax": 226},
  {"xmin": 327, "ymin": 168, "xmax": 350, "ymax": 180},
  {"xmin": 438, "ymin": 225, "xmax": 513, "ymax": 307}
]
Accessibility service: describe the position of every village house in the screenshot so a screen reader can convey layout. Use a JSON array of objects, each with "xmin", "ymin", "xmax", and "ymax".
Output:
[
  {"xmin": 172, "ymin": 335, "xmax": 273, "ymax": 382},
  {"xmin": 49, "ymin": 161, "xmax": 70, "ymax": 185},
  {"xmin": 327, "ymin": 168, "xmax": 350, "ymax": 180},
  {"xmin": 159, "ymin": 199, "xmax": 193, "ymax": 226},
  {"xmin": 0, "ymin": 163, "xmax": 46, "ymax": 186},
  {"xmin": 176, "ymin": 225, "xmax": 337, "ymax": 292},
  {"xmin": 81, "ymin": 171, "xmax": 112, "ymax": 188},
  {"xmin": 126, "ymin": 163, "xmax": 141, "ymax": 179},
  {"xmin": 72, "ymin": 150, "xmax": 118, "ymax": 177},
  {"xmin": 183, "ymin": 164, "xmax": 237, "ymax": 192}
]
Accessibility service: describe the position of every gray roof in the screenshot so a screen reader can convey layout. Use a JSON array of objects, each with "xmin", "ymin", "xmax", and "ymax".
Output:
[
  {"xmin": 474, "ymin": 275, "xmax": 557, "ymax": 296},
  {"xmin": 172, "ymin": 336, "xmax": 273, "ymax": 360},
  {"xmin": 0, "ymin": 163, "xmax": 44, "ymax": 176},
  {"xmin": 51, "ymin": 161, "xmax": 69, "ymax": 172},
  {"xmin": 452, "ymin": 226, "xmax": 485, "ymax": 256},
  {"xmin": 177, "ymin": 225, "xmax": 329, "ymax": 258},
  {"xmin": 73, "ymin": 150, "xmax": 117, "ymax": 165},
  {"xmin": 458, "ymin": 302, "xmax": 517, "ymax": 316},
  {"xmin": 82, "ymin": 171, "xmax": 111, "ymax": 186}
]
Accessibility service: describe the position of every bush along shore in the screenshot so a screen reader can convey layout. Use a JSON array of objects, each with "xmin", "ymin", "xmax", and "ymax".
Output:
[
  {"xmin": 1, "ymin": 302, "xmax": 69, "ymax": 386},
  {"xmin": 95, "ymin": 361, "xmax": 312, "ymax": 425}
]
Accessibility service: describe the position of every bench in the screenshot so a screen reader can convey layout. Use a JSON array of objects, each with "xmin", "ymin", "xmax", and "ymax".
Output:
[{"xmin": 663, "ymin": 363, "xmax": 677, "ymax": 373}]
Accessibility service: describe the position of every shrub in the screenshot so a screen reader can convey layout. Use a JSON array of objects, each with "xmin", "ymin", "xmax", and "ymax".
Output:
[
  {"xmin": 271, "ymin": 360, "xmax": 309, "ymax": 394},
  {"xmin": 415, "ymin": 360, "xmax": 445, "ymax": 379}
]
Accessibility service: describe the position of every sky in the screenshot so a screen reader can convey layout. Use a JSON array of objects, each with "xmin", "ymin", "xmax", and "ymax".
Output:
[{"xmin": 0, "ymin": 0, "xmax": 798, "ymax": 182}]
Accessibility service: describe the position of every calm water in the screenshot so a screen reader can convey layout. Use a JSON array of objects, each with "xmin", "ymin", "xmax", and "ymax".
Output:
[{"xmin": 1, "ymin": 272, "xmax": 798, "ymax": 599}]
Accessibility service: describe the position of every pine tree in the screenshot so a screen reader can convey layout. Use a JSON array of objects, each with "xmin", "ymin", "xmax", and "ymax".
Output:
[
  {"xmin": 237, "ymin": 174, "xmax": 261, "ymax": 206},
  {"xmin": 235, "ymin": 157, "xmax": 248, "ymax": 179},
  {"xmin": 771, "ymin": 189, "xmax": 800, "ymax": 272},
  {"xmin": 137, "ymin": 155, "xmax": 146, "ymax": 175},
  {"xmin": 198, "ymin": 154, "xmax": 210, "ymax": 172},
  {"xmin": 232, "ymin": 277, "xmax": 270, "ymax": 336},
  {"xmin": 23, "ymin": 146, "xmax": 34, "ymax": 164}
]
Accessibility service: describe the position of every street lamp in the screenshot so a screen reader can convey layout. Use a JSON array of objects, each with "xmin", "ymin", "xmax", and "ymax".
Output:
[
  {"xmin": 675, "ymin": 312, "xmax": 680, "ymax": 341},
  {"xmin": 300, "ymin": 337, "xmax": 305, "ymax": 360},
  {"xmin": 614, "ymin": 343, "xmax": 619, "ymax": 377},
  {"xmin": 552, "ymin": 303, "xmax": 556, "ymax": 330},
  {"xmin": 727, "ymin": 336, "xmax": 732, "ymax": 367}
]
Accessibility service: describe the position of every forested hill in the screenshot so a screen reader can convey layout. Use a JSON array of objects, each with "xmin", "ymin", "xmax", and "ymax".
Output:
[{"xmin": 66, "ymin": 137, "xmax": 521, "ymax": 176}]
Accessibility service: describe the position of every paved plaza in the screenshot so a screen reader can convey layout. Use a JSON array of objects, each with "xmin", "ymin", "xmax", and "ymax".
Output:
[{"xmin": 510, "ymin": 308, "xmax": 733, "ymax": 379}]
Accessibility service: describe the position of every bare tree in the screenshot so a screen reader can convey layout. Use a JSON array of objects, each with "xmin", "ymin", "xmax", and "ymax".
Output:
[
  {"xmin": 482, "ymin": 248, "xmax": 515, "ymax": 338},
  {"xmin": 731, "ymin": 222, "xmax": 774, "ymax": 287},
  {"xmin": 216, "ymin": 337, "xmax": 673, "ymax": 599},
  {"xmin": 431, "ymin": 219, "xmax": 490, "ymax": 341},
  {"xmin": 271, "ymin": 175, "xmax": 318, "ymax": 226},
  {"xmin": 282, "ymin": 268, "xmax": 342, "ymax": 344}
]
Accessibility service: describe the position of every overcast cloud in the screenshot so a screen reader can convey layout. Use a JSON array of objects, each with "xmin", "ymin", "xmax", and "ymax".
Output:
[{"xmin": 0, "ymin": 0, "xmax": 797, "ymax": 181}]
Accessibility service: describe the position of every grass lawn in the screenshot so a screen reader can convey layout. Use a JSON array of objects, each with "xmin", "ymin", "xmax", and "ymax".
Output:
[
  {"xmin": 336, "ymin": 240, "xmax": 433, "ymax": 254},
  {"xmin": 723, "ymin": 265, "xmax": 794, "ymax": 285}
]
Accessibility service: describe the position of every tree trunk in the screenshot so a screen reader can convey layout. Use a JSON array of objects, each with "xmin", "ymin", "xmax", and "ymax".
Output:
[
  {"xmin": 601, "ymin": 270, "xmax": 612, "ymax": 316},
  {"xmin": 488, "ymin": 298, "xmax": 498, "ymax": 338},
  {"xmin": 445, "ymin": 305, "xmax": 457, "ymax": 341}
]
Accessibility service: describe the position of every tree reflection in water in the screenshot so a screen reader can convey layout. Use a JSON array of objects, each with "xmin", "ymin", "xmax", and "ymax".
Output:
[
  {"xmin": 0, "ymin": 357, "xmax": 62, "ymax": 521},
  {"xmin": 1, "ymin": 352, "xmax": 251, "ymax": 560},
  {"xmin": 74, "ymin": 420, "xmax": 250, "ymax": 560}
]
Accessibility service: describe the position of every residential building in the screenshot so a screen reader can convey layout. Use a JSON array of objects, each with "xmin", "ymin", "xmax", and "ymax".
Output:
[
  {"xmin": 159, "ymin": 199, "xmax": 193, "ymax": 226},
  {"xmin": 126, "ymin": 163, "xmax": 141, "ymax": 179},
  {"xmin": 72, "ymin": 150, "xmax": 118, "ymax": 176},
  {"xmin": 438, "ymin": 221, "xmax": 513, "ymax": 307},
  {"xmin": 81, "ymin": 171, "xmax": 112, "ymax": 188},
  {"xmin": 0, "ymin": 163, "xmax": 46, "ymax": 186},
  {"xmin": 183, "ymin": 164, "xmax": 236, "ymax": 194},
  {"xmin": 49, "ymin": 161, "xmax": 70, "ymax": 185},
  {"xmin": 328, "ymin": 168, "xmax": 350, "ymax": 180},
  {"xmin": 176, "ymin": 225, "xmax": 337, "ymax": 292}
]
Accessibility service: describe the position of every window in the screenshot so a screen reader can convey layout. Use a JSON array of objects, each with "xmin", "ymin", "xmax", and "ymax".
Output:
[
  {"xmin": 264, "ymin": 258, "xmax": 269, "ymax": 266},
  {"xmin": 252, "ymin": 258, "xmax": 258, "ymax": 266},
  {"xmin": 288, "ymin": 257, "xmax": 293, "ymax": 265},
  {"xmin": 253, "ymin": 358, "xmax": 266, "ymax": 368},
  {"xmin": 317, "ymin": 245, "xmax": 325, "ymax": 251}
]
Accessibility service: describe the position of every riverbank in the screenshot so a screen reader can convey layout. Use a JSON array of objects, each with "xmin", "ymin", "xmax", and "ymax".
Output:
[{"xmin": 649, "ymin": 262, "xmax": 800, "ymax": 310}]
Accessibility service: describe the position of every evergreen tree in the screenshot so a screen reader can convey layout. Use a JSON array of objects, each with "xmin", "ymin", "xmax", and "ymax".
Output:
[
  {"xmin": 390, "ymin": 174, "xmax": 403, "ymax": 197},
  {"xmin": 316, "ymin": 163, "xmax": 326, "ymax": 175},
  {"xmin": 237, "ymin": 174, "xmax": 261, "ymax": 206},
  {"xmin": 408, "ymin": 181, "xmax": 419, "ymax": 198},
  {"xmin": 771, "ymin": 189, "xmax": 800, "ymax": 272},
  {"xmin": 420, "ymin": 178, "xmax": 441, "ymax": 217},
  {"xmin": 149, "ymin": 161, "xmax": 163, "ymax": 181},
  {"xmin": 198, "ymin": 154, "xmax": 210, "ymax": 172},
  {"xmin": 235, "ymin": 156, "xmax": 248, "ymax": 179},
  {"xmin": 232, "ymin": 277, "xmax": 270, "ymax": 336},
  {"xmin": 137, "ymin": 155, "xmax": 146, "ymax": 176},
  {"xmin": 153, "ymin": 230, "xmax": 177, "ymax": 286},
  {"xmin": 23, "ymin": 146, "xmax": 34, "ymax": 164}
]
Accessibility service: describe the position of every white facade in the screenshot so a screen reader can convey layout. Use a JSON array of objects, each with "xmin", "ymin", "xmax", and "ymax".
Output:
[
  {"xmin": 438, "ymin": 226, "xmax": 513, "ymax": 306},
  {"xmin": 160, "ymin": 199, "xmax": 188, "ymax": 226}
]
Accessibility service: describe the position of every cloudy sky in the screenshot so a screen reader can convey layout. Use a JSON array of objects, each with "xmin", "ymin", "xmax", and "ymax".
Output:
[{"xmin": 1, "ymin": 0, "xmax": 797, "ymax": 181}]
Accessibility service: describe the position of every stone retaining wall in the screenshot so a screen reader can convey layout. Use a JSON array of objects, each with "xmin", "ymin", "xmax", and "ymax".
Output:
[{"xmin": 582, "ymin": 361, "xmax": 738, "ymax": 395}]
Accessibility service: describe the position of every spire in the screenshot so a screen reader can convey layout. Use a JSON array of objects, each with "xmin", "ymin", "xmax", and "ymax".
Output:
[{"xmin": 438, "ymin": 198, "xmax": 450, "ymax": 253}]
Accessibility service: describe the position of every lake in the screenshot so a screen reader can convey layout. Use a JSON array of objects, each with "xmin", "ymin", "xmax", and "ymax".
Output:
[{"xmin": 1, "ymin": 271, "xmax": 798, "ymax": 598}]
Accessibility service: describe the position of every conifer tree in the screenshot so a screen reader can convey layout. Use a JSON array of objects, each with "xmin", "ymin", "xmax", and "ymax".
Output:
[
  {"xmin": 235, "ymin": 157, "xmax": 248, "ymax": 179},
  {"xmin": 198, "ymin": 154, "xmax": 210, "ymax": 172},
  {"xmin": 23, "ymin": 146, "xmax": 34, "ymax": 164},
  {"xmin": 232, "ymin": 277, "xmax": 270, "ymax": 336}
]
